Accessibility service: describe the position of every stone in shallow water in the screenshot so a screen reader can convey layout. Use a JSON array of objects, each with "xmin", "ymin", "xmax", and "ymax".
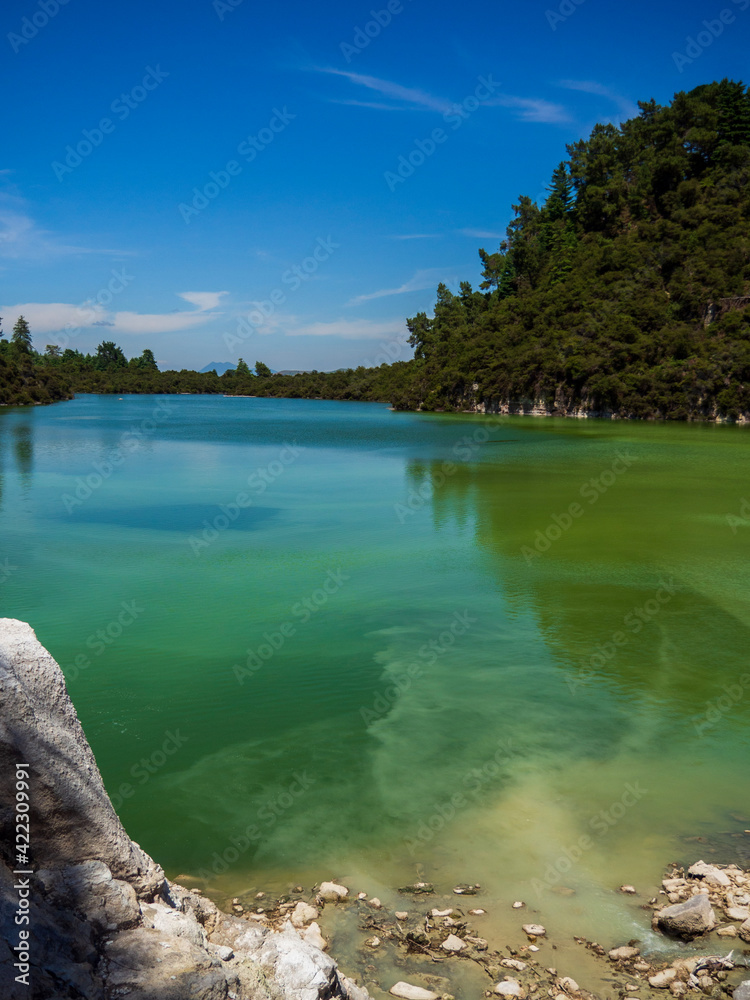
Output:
[
  {"xmin": 501, "ymin": 959, "xmax": 527, "ymax": 972},
  {"xmin": 441, "ymin": 933, "xmax": 466, "ymax": 952},
  {"xmin": 318, "ymin": 881, "xmax": 349, "ymax": 902},
  {"xmin": 522, "ymin": 923, "xmax": 546, "ymax": 937},
  {"xmin": 688, "ymin": 861, "xmax": 731, "ymax": 887},
  {"xmin": 495, "ymin": 979, "xmax": 525, "ymax": 997},
  {"xmin": 608, "ymin": 946, "xmax": 640, "ymax": 961},
  {"xmin": 649, "ymin": 969, "xmax": 678, "ymax": 988},
  {"xmin": 390, "ymin": 983, "xmax": 439, "ymax": 1000},
  {"xmin": 656, "ymin": 893, "xmax": 715, "ymax": 939},
  {"xmin": 732, "ymin": 981, "xmax": 750, "ymax": 1000},
  {"xmin": 302, "ymin": 921, "xmax": 327, "ymax": 951},
  {"xmin": 395, "ymin": 911, "xmax": 408, "ymax": 920},
  {"xmin": 290, "ymin": 900, "xmax": 319, "ymax": 927}
]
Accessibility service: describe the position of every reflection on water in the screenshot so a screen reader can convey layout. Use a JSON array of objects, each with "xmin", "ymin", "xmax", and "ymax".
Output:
[{"xmin": 1, "ymin": 398, "xmax": 749, "ymax": 960}]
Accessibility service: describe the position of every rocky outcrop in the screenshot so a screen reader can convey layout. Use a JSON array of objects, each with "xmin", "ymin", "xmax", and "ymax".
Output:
[
  {"xmin": 655, "ymin": 893, "xmax": 716, "ymax": 939},
  {"xmin": 0, "ymin": 619, "xmax": 369, "ymax": 1000}
]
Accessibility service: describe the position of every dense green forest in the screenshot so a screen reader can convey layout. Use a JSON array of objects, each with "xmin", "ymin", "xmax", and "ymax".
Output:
[{"xmin": 2, "ymin": 80, "xmax": 749, "ymax": 419}]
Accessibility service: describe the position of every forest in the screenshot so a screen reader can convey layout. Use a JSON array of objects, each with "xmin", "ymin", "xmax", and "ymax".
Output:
[{"xmin": 2, "ymin": 80, "xmax": 749, "ymax": 419}]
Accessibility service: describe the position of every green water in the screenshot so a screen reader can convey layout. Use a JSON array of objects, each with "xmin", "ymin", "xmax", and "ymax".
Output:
[{"xmin": 2, "ymin": 394, "xmax": 749, "ymax": 957}]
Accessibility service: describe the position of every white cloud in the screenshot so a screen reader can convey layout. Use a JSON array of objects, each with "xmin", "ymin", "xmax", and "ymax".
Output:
[
  {"xmin": 0, "ymin": 302, "xmax": 109, "ymax": 333},
  {"xmin": 110, "ymin": 311, "xmax": 214, "ymax": 335},
  {"xmin": 177, "ymin": 291, "xmax": 229, "ymax": 312},
  {"xmin": 284, "ymin": 317, "xmax": 409, "ymax": 340},
  {"xmin": 348, "ymin": 268, "xmax": 457, "ymax": 305},
  {"xmin": 0, "ymin": 194, "xmax": 128, "ymax": 260}
]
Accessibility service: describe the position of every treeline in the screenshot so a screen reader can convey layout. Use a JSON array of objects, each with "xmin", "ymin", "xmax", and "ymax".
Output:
[
  {"xmin": 4, "ymin": 80, "xmax": 750, "ymax": 420},
  {"xmin": 398, "ymin": 78, "xmax": 750, "ymax": 420}
]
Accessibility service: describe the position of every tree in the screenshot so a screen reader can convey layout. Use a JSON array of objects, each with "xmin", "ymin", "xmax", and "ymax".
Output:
[
  {"xmin": 137, "ymin": 348, "xmax": 158, "ymax": 371},
  {"xmin": 543, "ymin": 162, "xmax": 573, "ymax": 221},
  {"xmin": 236, "ymin": 357, "xmax": 252, "ymax": 376},
  {"xmin": 45, "ymin": 345, "xmax": 62, "ymax": 358},
  {"xmin": 254, "ymin": 361, "xmax": 272, "ymax": 377},
  {"xmin": 95, "ymin": 341, "xmax": 127, "ymax": 369},
  {"xmin": 12, "ymin": 316, "xmax": 32, "ymax": 352}
]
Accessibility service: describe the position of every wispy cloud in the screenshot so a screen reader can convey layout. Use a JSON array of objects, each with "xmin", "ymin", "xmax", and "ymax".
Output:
[
  {"xmin": 348, "ymin": 267, "xmax": 457, "ymax": 305},
  {"xmin": 178, "ymin": 291, "xmax": 229, "ymax": 312},
  {"xmin": 485, "ymin": 94, "xmax": 571, "ymax": 124},
  {"xmin": 314, "ymin": 67, "xmax": 453, "ymax": 113},
  {"xmin": 281, "ymin": 316, "xmax": 409, "ymax": 340},
  {"xmin": 388, "ymin": 233, "xmax": 442, "ymax": 241},
  {"xmin": 558, "ymin": 80, "xmax": 639, "ymax": 122},
  {"xmin": 457, "ymin": 228, "xmax": 504, "ymax": 240}
]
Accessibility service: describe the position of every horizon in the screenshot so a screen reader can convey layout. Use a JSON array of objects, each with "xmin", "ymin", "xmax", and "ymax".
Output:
[{"xmin": 1, "ymin": 0, "xmax": 747, "ymax": 371}]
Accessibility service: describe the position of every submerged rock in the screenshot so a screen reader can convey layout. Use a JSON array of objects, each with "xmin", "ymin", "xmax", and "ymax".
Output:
[
  {"xmin": 390, "ymin": 983, "xmax": 439, "ymax": 1000},
  {"xmin": 319, "ymin": 881, "xmax": 350, "ymax": 902},
  {"xmin": 608, "ymin": 946, "xmax": 640, "ymax": 961},
  {"xmin": 291, "ymin": 900, "xmax": 320, "ymax": 927},
  {"xmin": 522, "ymin": 923, "xmax": 546, "ymax": 938},
  {"xmin": 440, "ymin": 933, "xmax": 466, "ymax": 952},
  {"xmin": 656, "ymin": 893, "xmax": 716, "ymax": 938},
  {"xmin": 649, "ymin": 969, "xmax": 678, "ymax": 988}
]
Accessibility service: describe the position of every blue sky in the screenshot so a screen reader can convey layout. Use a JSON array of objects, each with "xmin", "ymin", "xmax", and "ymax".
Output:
[{"xmin": 1, "ymin": 0, "xmax": 747, "ymax": 371}]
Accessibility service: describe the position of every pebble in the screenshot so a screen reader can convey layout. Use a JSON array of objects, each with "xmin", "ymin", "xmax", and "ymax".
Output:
[
  {"xmin": 501, "ymin": 959, "xmax": 528, "ymax": 972},
  {"xmin": 559, "ymin": 977, "xmax": 579, "ymax": 993},
  {"xmin": 441, "ymin": 933, "xmax": 466, "ymax": 952},
  {"xmin": 626, "ymin": 986, "xmax": 639, "ymax": 992},
  {"xmin": 608, "ymin": 946, "xmax": 640, "ymax": 961},
  {"xmin": 528, "ymin": 945, "xmax": 540, "ymax": 952},
  {"xmin": 390, "ymin": 983, "xmax": 439, "ymax": 1000},
  {"xmin": 290, "ymin": 901, "xmax": 319, "ymax": 928},
  {"xmin": 717, "ymin": 925, "xmax": 738, "ymax": 937},
  {"xmin": 469, "ymin": 908, "xmax": 486, "ymax": 915},
  {"xmin": 357, "ymin": 892, "xmax": 367, "ymax": 900},
  {"xmin": 431, "ymin": 908, "xmax": 454, "ymax": 918},
  {"xmin": 395, "ymin": 911, "xmax": 409, "ymax": 921},
  {"xmin": 366, "ymin": 936, "xmax": 381, "ymax": 948},
  {"xmin": 522, "ymin": 923, "xmax": 546, "ymax": 938},
  {"xmin": 293, "ymin": 885, "xmax": 303, "ymax": 893},
  {"xmin": 512, "ymin": 901, "xmax": 525, "ymax": 909},
  {"xmin": 369, "ymin": 897, "xmax": 382, "ymax": 909},
  {"xmin": 620, "ymin": 885, "xmax": 637, "ymax": 894},
  {"xmin": 255, "ymin": 891, "xmax": 265, "ymax": 899}
]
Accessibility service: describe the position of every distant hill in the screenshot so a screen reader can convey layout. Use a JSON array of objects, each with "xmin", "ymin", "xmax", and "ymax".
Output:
[{"xmin": 199, "ymin": 362, "xmax": 235, "ymax": 375}]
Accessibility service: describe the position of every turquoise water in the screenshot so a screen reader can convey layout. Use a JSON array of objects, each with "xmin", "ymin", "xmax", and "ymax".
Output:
[{"xmin": 2, "ymin": 394, "xmax": 749, "ymax": 953}]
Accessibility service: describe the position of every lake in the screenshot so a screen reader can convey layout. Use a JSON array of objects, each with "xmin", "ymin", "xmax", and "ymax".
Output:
[{"xmin": 1, "ymin": 393, "xmax": 749, "ymax": 978}]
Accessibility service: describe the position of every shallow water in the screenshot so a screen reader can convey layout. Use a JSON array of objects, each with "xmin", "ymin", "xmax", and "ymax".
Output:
[{"xmin": 2, "ymin": 395, "xmax": 749, "ymax": 988}]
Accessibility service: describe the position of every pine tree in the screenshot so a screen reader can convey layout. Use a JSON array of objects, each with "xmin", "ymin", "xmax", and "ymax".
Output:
[
  {"xmin": 254, "ymin": 361, "xmax": 272, "ymax": 377},
  {"xmin": 236, "ymin": 358, "xmax": 252, "ymax": 376},
  {"xmin": 12, "ymin": 316, "xmax": 32, "ymax": 352}
]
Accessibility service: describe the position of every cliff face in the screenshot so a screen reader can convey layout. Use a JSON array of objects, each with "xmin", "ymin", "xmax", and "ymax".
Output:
[{"xmin": 0, "ymin": 619, "xmax": 368, "ymax": 1000}]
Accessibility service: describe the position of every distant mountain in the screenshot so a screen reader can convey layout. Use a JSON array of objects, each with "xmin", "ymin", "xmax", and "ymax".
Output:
[
  {"xmin": 199, "ymin": 362, "xmax": 235, "ymax": 375},
  {"xmin": 276, "ymin": 369, "xmax": 310, "ymax": 376}
]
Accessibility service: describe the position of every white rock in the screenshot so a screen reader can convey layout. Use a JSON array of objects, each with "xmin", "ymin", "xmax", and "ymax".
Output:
[
  {"xmin": 688, "ymin": 861, "xmax": 731, "ymax": 887},
  {"xmin": 649, "ymin": 969, "xmax": 678, "ymax": 988},
  {"xmin": 717, "ymin": 925, "xmax": 737, "ymax": 937},
  {"xmin": 522, "ymin": 923, "xmax": 546, "ymax": 937},
  {"xmin": 290, "ymin": 901, "xmax": 319, "ymax": 928},
  {"xmin": 495, "ymin": 980, "xmax": 525, "ymax": 997},
  {"xmin": 366, "ymin": 936, "xmax": 381, "ymax": 948},
  {"xmin": 441, "ymin": 933, "xmax": 466, "ymax": 952},
  {"xmin": 609, "ymin": 946, "xmax": 640, "ymax": 961},
  {"xmin": 357, "ymin": 892, "xmax": 367, "ymax": 900},
  {"xmin": 740, "ymin": 917, "xmax": 750, "ymax": 942},
  {"xmin": 390, "ymin": 983, "xmax": 439, "ymax": 1000},
  {"xmin": 469, "ymin": 908, "xmax": 486, "ymax": 915},
  {"xmin": 501, "ymin": 959, "xmax": 527, "ymax": 972},
  {"xmin": 301, "ymin": 921, "xmax": 327, "ymax": 952},
  {"xmin": 318, "ymin": 881, "xmax": 349, "ymax": 902},
  {"xmin": 620, "ymin": 885, "xmax": 637, "ymax": 894},
  {"xmin": 431, "ymin": 908, "xmax": 453, "ymax": 917},
  {"xmin": 512, "ymin": 900, "xmax": 525, "ymax": 908},
  {"xmin": 395, "ymin": 911, "xmax": 408, "ymax": 920},
  {"xmin": 727, "ymin": 907, "xmax": 750, "ymax": 921},
  {"xmin": 559, "ymin": 977, "xmax": 579, "ymax": 993},
  {"xmin": 368, "ymin": 897, "xmax": 382, "ymax": 909},
  {"xmin": 528, "ymin": 945, "xmax": 540, "ymax": 952}
]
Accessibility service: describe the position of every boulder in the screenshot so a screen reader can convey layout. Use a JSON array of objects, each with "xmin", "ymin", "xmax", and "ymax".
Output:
[
  {"xmin": 302, "ymin": 921, "xmax": 328, "ymax": 952},
  {"xmin": 733, "ymin": 982, "xmax": 750, "ymax": 1000},
  {"xmin": 688, "ymin": 861, "xmax": 731, "ymax": 887},
  {"xmin": 726, "ymin": 907, "xmax": 750, "ymax": 921},
  {"xmin": 522, "ymin": 923, "xmax": 546, "ymax": 937},
  {"xmin": 495, "ymin": 980, "xmax": 525, "ymax": 997},
  {"xmin": 656, "ymin": 893, "xmax": 716, "ymax": 938},
  {"xmin": 290, "ymin": 900, "xmax": 320, "ymax": 927}
]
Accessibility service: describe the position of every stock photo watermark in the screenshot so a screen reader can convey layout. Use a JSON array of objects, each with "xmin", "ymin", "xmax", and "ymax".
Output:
[
  {"xmin": 13, "ymin": 763, "xmax": 32, "ymax": 987},
  {"xmin": 672, "ymin": 0, "xmax": 748, "ymax": 72},
  {"xmin": 7, "ymin": 0, "xmax": 70, "ymax": 53},
  {"xmin": 405, "ymin": 737, "xmax": 517, "ymax": 856},
  {"xmin": 233, "ymin": 569, "xmax": 350, "ymax": 684},
  {"xmin": 521, "ymin": 451, "xmax": 636, "ymax": 564},
  {"xmin": 384, "ymin": 75, "xmax": 499, "ymax": 191},
  {"xmin": 52, "ymin": 68, "xmax": 169, "ymax": 181},
  {"xmin": 546, "ymin": 0, "xmax": 588, "ymax": 31},
  {"xmin": 565, "ymin": 578, "xmax": 677, "ymax": 692},
  {"xmin": 223, "ymin": 238, "xmax": 339, "ymax": 351},
  {"xmin": 531, "ymin": 781, "xmax": 648, "ymax": 895},
  {"xmin": 340, "ymin": 0, "xmax": 413, "ymax": 62},
  {"xmin": 179, "ymin": 107, "xmax": 296, "ymax": 222},
  {"xmin": 726, "ymin": 497, "xmax": 750, "ymax": 533},
  {"xmin": 65, "ymin": 600, "xmax": 145, "ymax": 681},
  {"xmin": 360, "ymin": 610, "xmax": 478, "ymax": 725},
  {"xmin": 213, "ymin": 0, "xmax": 246, "ymax": 20},
  {"xmin": 61, "ymin": 398, "xmax": 174, "ymax": 513},
  {"xmin": 194, "ymin": 771, "xmax": 316, "ymax": 879},
  {"xmin": 109, "ymin": 729, "xmax": 189, "ymax": 811},
  {"xmin": 693, "ymin": 672, "xmax": 750, "ymax": 736}
]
